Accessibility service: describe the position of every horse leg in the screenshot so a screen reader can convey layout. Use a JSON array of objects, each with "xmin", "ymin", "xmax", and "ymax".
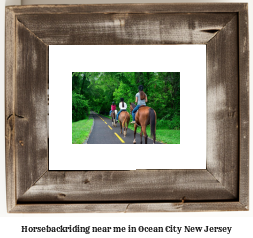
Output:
[
  {"xmin": 125, "ymin": 119, "xmax": 129, "ymax": 137},
  {"xmin": 142, "ymin": 126, "xmax": 148, "ymax": 144},
  {"xmin": 140, "ymin": 127, "xmax": 143, "ymax": 144},
  {"xmin": 123, "ymin": 119, "xmax": 126, "ymax": 137},
  {"xmin": 133, "ymin": 123, "xmax": 137, "ymax": 144},
  {"xmin": 122, "ymin": 118, "xmax": 124, "ymax": 136},
  {"xmin": 114, "ymin": 114, "xmax": 117, "ymax": 127},
  {"xmin": 120, "ymin": 121, "xmax": 122, "ymax": 134}
]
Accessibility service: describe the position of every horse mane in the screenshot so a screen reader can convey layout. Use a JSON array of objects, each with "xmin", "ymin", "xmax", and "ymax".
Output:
[{"xmin": 130, "ymin": 103, "xmax": 136, "ymax": 109}]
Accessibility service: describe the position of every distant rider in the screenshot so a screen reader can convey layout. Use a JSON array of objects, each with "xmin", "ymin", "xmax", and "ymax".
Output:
[
  {"xmin": 109, "ymin": 102, "xmax": 116, "ymax": 116},
  {"xmin": 116, "ymin": 98, "xmax": 127, "ymax": 122}
]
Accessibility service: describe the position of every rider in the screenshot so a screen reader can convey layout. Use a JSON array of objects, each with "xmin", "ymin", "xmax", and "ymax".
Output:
[
  {"xmin": 131, "ymin": 85, "xmax": 148, "ymax": 123},
  {"xmin": 116, "ymin": 98, "xmax": 127, "ymax": 122},
  {"xmin": 109, "ymin": 102, "xmax": 116, "ymax": 116}
]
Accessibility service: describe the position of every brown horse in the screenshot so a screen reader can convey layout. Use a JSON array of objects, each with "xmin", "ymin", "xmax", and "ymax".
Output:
[
  {"xmin": 130, "ymin": 103, "xmax": 156, "ymax": 144},
  {"xmin": 110, "ymin": 110, "xmax": 117, "ymax": 127},
  {"xmin": 118, "ymin": 110, "xmax": 130, "ymax": 137}
]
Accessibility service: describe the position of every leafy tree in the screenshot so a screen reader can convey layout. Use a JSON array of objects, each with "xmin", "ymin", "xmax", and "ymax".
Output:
[
  {"xmin": 72, "ymin": 93, "xmax": 90, "ymax": 122},
  {"xmin": 72, "ymin": 72, "xmax": 180, "ymax": 129}
]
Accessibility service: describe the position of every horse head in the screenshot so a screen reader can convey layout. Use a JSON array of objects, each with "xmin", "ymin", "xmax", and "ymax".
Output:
[{"xmin": 130, "ymin": 103, "xmax": 136, "ymax": 114}]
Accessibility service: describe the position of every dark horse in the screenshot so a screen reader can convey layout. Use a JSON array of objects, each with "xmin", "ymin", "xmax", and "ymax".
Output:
[
  {"xmin": 130, "ymin": 103, "xmax": 156, "ymax": 144},
  {"xmin": 118, "ymin": 110, "xmax": 130, "ymax": 137},
  {"xmin": 110, "ymin": 110, "xmax": 117, "ymax": 127}
]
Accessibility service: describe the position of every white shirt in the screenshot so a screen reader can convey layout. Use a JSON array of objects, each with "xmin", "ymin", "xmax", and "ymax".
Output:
[{"xmin": 119, "ymin": 102, "xmax": 127, "ymax": 110}]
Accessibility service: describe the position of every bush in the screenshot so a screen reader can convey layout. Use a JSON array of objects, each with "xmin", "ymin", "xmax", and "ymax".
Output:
[
  {"xmin": 72, "ymin": 93, "xmax": 90, "ymax": 122},
  {"xmin": 157, "ymin": 114, "xmax": 180, "ymax": 130}
]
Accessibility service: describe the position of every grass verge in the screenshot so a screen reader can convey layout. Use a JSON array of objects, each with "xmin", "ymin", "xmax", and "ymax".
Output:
[
  {"xmin": 72, "ymin": 118, "xmax": 94, "ymax": 144},
  {"xmin": 128, "ymin": 124, "xmax": 180, "ymax": 144}
]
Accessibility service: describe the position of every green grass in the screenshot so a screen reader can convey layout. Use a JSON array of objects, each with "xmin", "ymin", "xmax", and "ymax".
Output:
[
  {"xmin": 72, "ymin": 118, "xmax": 94, "ymax": 144},
  {"xmin": 154, "ymin": 129, "xmax": 180, "ymax": 144},
  {"xmin": 101, "ymin": 113, "xmax": 180, "ymax": 144},
  {"xmin": 127, "ymin": 124, "xmax": 180, "ymax": 144}
]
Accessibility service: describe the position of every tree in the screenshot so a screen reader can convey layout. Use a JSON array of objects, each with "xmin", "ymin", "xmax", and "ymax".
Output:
[{"xmin": 72, "ymin": 72, "xmax": 180, "ymax": 129}]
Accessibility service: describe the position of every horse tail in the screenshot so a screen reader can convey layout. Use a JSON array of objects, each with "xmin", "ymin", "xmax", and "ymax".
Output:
[
  {"xmin": 122, "ymin": 114, "xmax": 126, "ymax": 128},
  {"xmin": 149, "ymin": 108, "xmax": 156, "ymax": 143},
  {"xmin": 122, "ymin": 111, "xmax": 126, "ymax": 127}
]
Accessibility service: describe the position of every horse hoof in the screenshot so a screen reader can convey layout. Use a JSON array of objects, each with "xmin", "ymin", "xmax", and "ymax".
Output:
[{"xmin": 133, "ymin": 141, "xmax": 136, "ymax": 144}]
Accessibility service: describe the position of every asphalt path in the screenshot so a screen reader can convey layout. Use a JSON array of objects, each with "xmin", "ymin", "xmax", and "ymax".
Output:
[{"xmin": 87, "ymin": 111, "xmax": 161, "ymax": 144}]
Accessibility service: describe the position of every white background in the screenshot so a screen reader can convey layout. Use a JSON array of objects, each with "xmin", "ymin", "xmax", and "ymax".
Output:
[
  {"xmin": 1, "ymin": 0, "xmax": 252, "ymax": 237},
  {"xmin": 49, "ymin": 45, "xmax": 206, "ymax": 170}
]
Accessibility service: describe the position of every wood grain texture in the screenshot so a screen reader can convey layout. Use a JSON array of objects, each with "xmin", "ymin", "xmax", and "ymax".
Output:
[
  {"xmin": 18, "ymin": 170, "xmax": 236, "ymax": 202},
  {"xmin": 5, "ymin": 7, "xmax": 16, "ymax": 212},
  {"xmin": 7, "ymin": 3, "xmax": 246, "ymax": 15},
  {"xmin": 15, "ymin": 20, "xmax": 48, "ymax": 200},
  {"xmin": 206, "ymin": 16, "xmax": 239, "ymax": 198},
  {"xmin": 238, "ymin": 4, "xmax": 249, "ymax": 209},
  {"xmin": 16, "ymin": 13, "xmax": 235, "ymax": 45},
  {"xmin": 126, "ymin": 202, "xmax": 248, "ymax": 213},
  {"xmin": 10, "ymin": 202, "xmax": 247, "ymax": 213}
]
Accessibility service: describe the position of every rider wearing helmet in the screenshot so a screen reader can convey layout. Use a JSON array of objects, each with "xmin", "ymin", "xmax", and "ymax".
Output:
[
  {"xmin": 131, "ymin": 85, "xmax": 148, "ymax": 123},
  {"xmin": 109, "ymin": 102, "xmax": 116, "ymax": 116},
  {"xmin": 116, "ymin": 98, "xmax": 127, "ymax": 122}
]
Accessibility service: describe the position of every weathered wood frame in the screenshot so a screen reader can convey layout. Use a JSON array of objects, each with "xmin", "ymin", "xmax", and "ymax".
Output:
[{"xmin": 5, "ymin": 4, "xmax": 249, "ymax": 213}]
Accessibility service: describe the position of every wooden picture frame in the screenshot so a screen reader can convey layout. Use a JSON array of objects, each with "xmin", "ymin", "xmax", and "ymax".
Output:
[{"xmin": 5, "ymin": 3, "xmax": 249, "ymax": 213}]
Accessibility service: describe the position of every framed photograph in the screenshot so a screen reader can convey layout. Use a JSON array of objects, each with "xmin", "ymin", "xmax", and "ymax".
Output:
[{"xmin": 5, "ymin": 3, "xmax": 249, "ymax": 213}]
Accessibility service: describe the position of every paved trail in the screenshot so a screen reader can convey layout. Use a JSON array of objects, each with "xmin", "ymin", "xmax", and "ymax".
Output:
[{"xmin": 87, "ymin": 111, "xmax": 161, "ymax": 144}]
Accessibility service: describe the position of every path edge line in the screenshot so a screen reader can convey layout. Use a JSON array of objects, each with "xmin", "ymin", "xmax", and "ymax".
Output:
[{"xmin": 83, "ymin": 111, "xmax": 95, "ymax": 144}]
